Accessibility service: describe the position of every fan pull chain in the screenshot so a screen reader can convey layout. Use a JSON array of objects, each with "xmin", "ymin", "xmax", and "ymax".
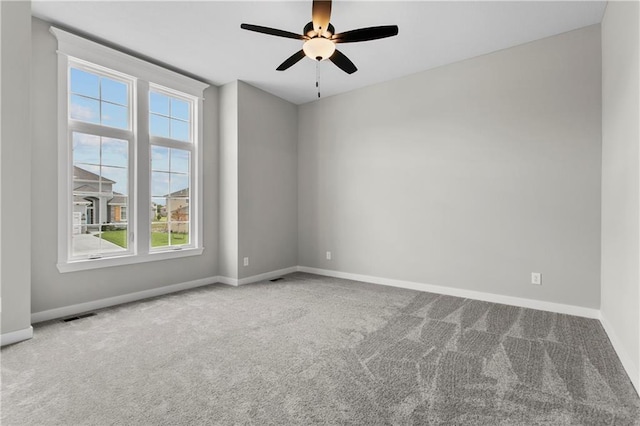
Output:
[{"xmin": 316, "ymin": 61, "xmax": 321, "ymax": 98}]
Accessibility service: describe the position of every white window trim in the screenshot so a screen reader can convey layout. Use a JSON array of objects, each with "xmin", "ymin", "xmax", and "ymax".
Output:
[
  {"xmin": 148, "ymin": 84, "xmax": 198, "ymax": 253},
  {"xmin": 67, "ymin": 59, "xmax": 136, "ymax": 261},
  {"xmin": 52, "ymin": 27, "xmax": 208, "ymax": 273}
]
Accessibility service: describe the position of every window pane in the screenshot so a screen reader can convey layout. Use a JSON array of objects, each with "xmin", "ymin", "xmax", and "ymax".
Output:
[
  {"xmin": 150, "ymin": 92, "xmax": 169, "ymax": 115},
  {"xmin": 70, "ymin": 95, "xmax": 100, "ymax": 124},
  {"xmin": 151, "ymin": 195, "xmax": 169, "ymax": 248},
  {"xmin": 100, "ymin": 224, "xmax": 128, "ymax": 250},
  {"xmin": 152, "ymin": 197, "xmax": 167, "ymax": 222},
  {"xmin": 101, "ymin": 78, "xmax": 128, "ymax": 106},
  {"xmin": 74, "ymin": 163, "xmax": 100, "ymax": 178},
  {"xmin": 166, "ymin": 189, "xmax": 189, "ymax": 246},
  {"xmin": 168, "ymin": 198, "xmax": 189, "ymax": 222},
  {"xmin": 73, "ymin": 133, "xmax": 100, "ymax": 165},
  {"xmin": 150, "ymin": 90, "xmax": 193, "ymax": 143},
  {"xmin": 170, "ymin": 98, "xmax": 189, "ymax": 121},
  {"xmin": 71, "ymin": 212, "xmax": 128, "ymax": 256},
  {"xmin": 150, "ymin": 114, "xmax": 170, "ymax": 138},
  {"xmin": 151, "ymin": 225, "xmax": 170, "ymax": 247},
  {"xmin": 70, "ymin": 68, "xmax": 131, "ymax": 130},
  {"xmin": 151, "ymin": 195, "xmax": 168, "ymax": 248},
  {"xmin": 70, "ymin": 68, "xmax": 99, "ymax": 98},
  {"xmin": 102, "ymin": 166, "xmax": 128, "ymax": 196},
  {"xmin": 151, "ymin": 171, "xmax": 170, "ymax": 197},
  {"xmin": 71, "ymin": 132, "xmax": 130, "ymax": 258},
  {"xmin": 101, "ymin": 102, "xmax": 128, "ymax": 129},
  {"xmin": 101, "ymin": 138, "xmax": 128, "ymax": 168},
  {"xmin": 170, "ymin": 173, "xmax": 189, "ymax": 195},
  {"xmin": 170, "ymin": 149, "xmax": 189, "ymax": 173},
  {"xmin": 151, "ymin": 146, "xmax": 170, "ymax": 172},
  {"xmin": 169, "ymin": 223, "xmax": 189, "ymax": 246},
  {"xmin": 170, "ymin": 119, "xmax": 189, "ymax": 142}
]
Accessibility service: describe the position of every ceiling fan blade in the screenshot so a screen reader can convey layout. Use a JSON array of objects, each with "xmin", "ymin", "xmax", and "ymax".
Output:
[
  {"xmin": 329, "ymin": 49, "xmax": 357, "ymax": 74},
  {"xmin": 277, "ymin": 50, "xmax": 306, "ymax": 71},
  {"xmin": 312, "ymin": 0, "xmax": 332, "ymax": 34},
  {"xmin": 240, "ymin": 23, "xmax": 307, "ymax": 41},
  {"xmin": 333, "ymin": 25, "xmax": 399, "ymax": 43}
]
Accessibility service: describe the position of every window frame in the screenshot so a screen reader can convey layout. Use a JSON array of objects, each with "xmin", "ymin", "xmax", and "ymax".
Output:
[
  {"xmin": 67, "ymin": 59, "xmax": 135, "ymax": 261},
  {"xmin": 148, "ymin": 84, "xmax": 197, "ymax": 252},
  {"xmin": 53, "ymin": 27, "xmax": 208, "ymax": 273}
]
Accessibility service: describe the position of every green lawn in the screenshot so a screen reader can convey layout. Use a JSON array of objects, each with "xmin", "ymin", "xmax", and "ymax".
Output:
[
  {"xmin": 100, "ymin": 230, "xmax": 128, "ymax": 248},
  {"xmin": 99, "ymin": 229, "xmax": 188, "ymax": 248},
  {"xmin": 151, "ymin": 231, "xmax": 189, "ymax": 247}
]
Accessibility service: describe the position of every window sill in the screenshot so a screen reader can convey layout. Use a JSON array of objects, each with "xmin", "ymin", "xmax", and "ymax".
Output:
[{"xmin": 57, "ymin": 247, "xmax": 204, "ymax": 273}]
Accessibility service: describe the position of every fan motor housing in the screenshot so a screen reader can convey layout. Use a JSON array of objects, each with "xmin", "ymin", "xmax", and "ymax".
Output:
[{"xmin": 304, "ymin": 21, "xmax": 335, "ymax": 38}]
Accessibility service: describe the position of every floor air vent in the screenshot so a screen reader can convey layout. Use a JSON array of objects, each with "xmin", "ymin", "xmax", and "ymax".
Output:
[
  {"xmin": 62, "ymin": 312, "xmax": 97, "ymax": 322},
  {"xmin": 270, "ymin": 277, "xmax": 284, "ymax": 282}
]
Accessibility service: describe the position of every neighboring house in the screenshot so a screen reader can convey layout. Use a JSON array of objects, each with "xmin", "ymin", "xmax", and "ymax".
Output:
[
  {"xmin": 73, "ymin": 166, "xmax": 127, "ymax": 234},
  {"xmin": 164, "ymin": 188, "xmax": 189, "ymax": 234},
  {"xmin": 151, "ymin": 188, "xmax": 189, "ymax": 234},
  {"xmin": 166, "ymin": 188, "xmax": 189, "ymax": 219}
]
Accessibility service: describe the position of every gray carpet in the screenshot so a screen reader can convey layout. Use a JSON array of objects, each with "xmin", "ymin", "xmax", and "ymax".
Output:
[{"xmin": 2, "ymin": 272, "xmax": 639, "ymax": 425}]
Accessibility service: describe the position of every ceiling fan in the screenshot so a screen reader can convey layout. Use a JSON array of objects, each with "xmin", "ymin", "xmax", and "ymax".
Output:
[{"xmin": 240, "ymin": 0, "xmax": 399, "ymax": 75}]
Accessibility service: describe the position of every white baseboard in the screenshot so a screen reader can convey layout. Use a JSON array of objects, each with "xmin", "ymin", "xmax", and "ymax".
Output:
[
  {"xmin": 30, "ymin": 267, "xmax": 299, "ymax": 323},
  {"xmin": 21, "ymin": 265, "xmax": 637, "ymax": 395},
  {"xmin": 218, "ymin": 266, "xmax": 298, "ymax": 287},
  {"xmin": 296, "ymin": 266, "xmax": 601, "ymax": 319},
  {"xmin": 31, "ymin": 276, "xmax": 218, "ymax": 324},
  {"xmin": 217, "ymin": 276, "xmax": 238, "ymax": 286},
  {"xmin": 1, "ymin": 326, "xmax": 33, "ymax": 346},
  {"xmin": 599, "ymin": 312, "xmax": 640, "ymax": 393}
]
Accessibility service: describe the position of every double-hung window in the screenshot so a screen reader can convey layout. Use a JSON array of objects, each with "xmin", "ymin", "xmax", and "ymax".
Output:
[
  {"xmin": 68, "ymin": 62, "xmax": 134, "ymax": 259},
  {"xmin": 149, "ymin": 88, "xmax": 194, "ymax": 250},
  {"xmin": 53, "ymin": 27, "xmax": 208, "ymax": 272}
]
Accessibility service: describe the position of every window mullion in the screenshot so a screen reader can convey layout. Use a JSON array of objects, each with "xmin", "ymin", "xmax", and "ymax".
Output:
[{"xmin": 136, "ymin": 80, "xmax": 151, "ymax": 256}]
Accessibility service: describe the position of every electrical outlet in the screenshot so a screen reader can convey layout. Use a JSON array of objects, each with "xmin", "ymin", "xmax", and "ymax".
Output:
[
  {"xmin": 243, "ymin": 257, "xmax": 249, "ymax": 267},
  {"xmin": 531, "ymin": 272, "xmax": 541, "ymax": 285},
  {"xmin": 326, "ymin": 251, "xmax": 332, "ymax": 260}
]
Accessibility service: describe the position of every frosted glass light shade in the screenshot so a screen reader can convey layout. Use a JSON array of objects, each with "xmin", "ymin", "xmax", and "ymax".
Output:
[{"xmin": 303, "ymin": 38, "xmax": 336, "ymax": 61}]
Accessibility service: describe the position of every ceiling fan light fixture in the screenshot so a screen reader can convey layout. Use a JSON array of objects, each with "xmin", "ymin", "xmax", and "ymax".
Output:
[
  {"xmin": 241, "ymin": 0, "xmax": 398, "ymax": 74},
  {"xmin": 303, "ymin": 37, "xmax": 335, "ymax": 61}
]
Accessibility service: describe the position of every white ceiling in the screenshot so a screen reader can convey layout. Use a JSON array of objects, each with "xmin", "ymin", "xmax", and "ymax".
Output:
[{"xmin": 32, "ymin": 1, "xmax": 606, "ymax": 105}]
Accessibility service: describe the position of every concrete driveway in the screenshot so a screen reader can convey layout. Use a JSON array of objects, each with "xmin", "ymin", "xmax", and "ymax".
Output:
[{"xmin": 72, "ymin": 233, "xmax": 126, "ymax": 255}]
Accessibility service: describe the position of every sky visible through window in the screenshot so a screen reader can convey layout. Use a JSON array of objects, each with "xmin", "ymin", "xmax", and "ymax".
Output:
[
  {"xmin": 151, "ymin": 146, "xmax": 190, "ymax": 199},
  {"xmin": 70, "ymin": 69, "xmax": 191, "ymax": 197},
  {"xmin": 70, "ymin": 68, "xmax": 129, "ymax": 129},
  {"xmin": 150, "ymin": 91, "xmax": 191, "ymax": 141}
]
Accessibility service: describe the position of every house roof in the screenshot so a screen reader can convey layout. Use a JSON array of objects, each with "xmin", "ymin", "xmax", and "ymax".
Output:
[
  {"xmin": 73, "ymin": 166, "xmax": 115, "ymax": 184},
  {"xmin": 109, "ymin": 192, "xmax": 127, "ymax": 205},
  {"xmin": 73, "ymin": 195, "xmax": 91, "ymax": 205},
  {"xmin": 165, "ymin": 188, "xmax": 189, "ymax": 198},
  {"xmin": 74, "ymin": 184, "xmax": 97, "ymax": 193}
]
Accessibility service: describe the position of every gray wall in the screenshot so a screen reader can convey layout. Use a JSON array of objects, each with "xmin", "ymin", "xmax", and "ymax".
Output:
[
  {"xmin": 218, "ymin": 81, "xmax": 239, "ymax": 279},
  {"xmin": 218, "ymin": 81, "xmax": 298, "ymax": 280},
  {"xmin": 601, "ymin": 1, "xmax": 640, "ymax": 389},
  {"xmin": 298, "ymin": 25, "xmax": 602, "ymax": 308},
  {"xmin": 237, "ymin": 82, "xmax": 298, "ymax": 279},
  {"xmin": 30, "ymin": 18, "xmax": 218, "ymax": 314},
  {"xmin": 1, "ymin": 2, "xmax": 32, "ymax": 334}
]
